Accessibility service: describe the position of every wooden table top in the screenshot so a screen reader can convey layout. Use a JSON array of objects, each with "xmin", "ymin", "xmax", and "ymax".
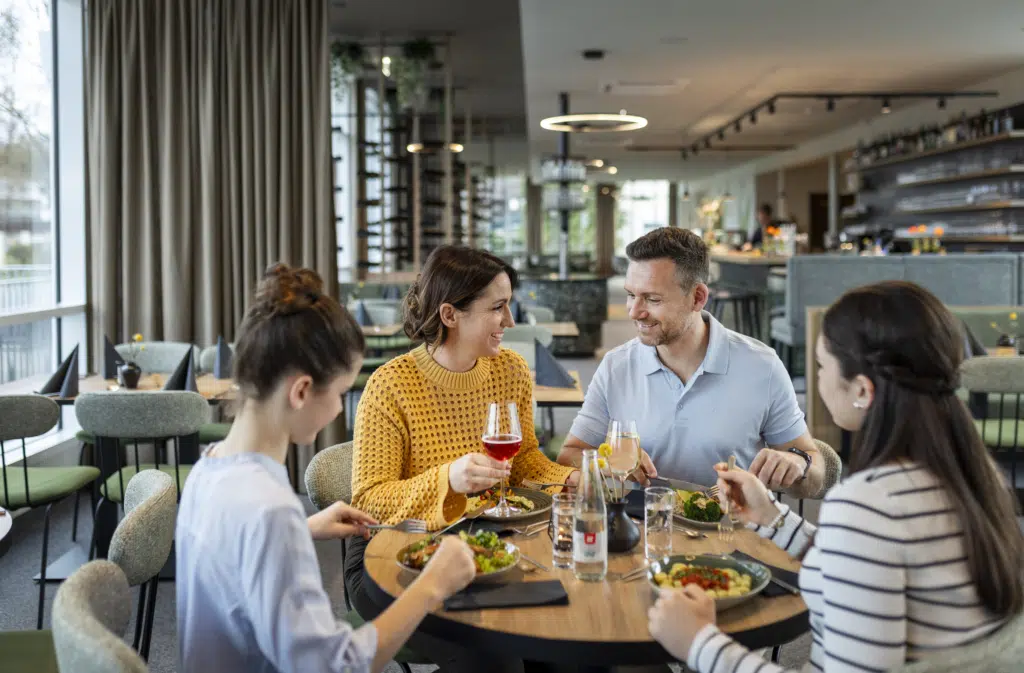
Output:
[
  {"xmin": 538, "ymin": 322, "xmax": 580, "ymax": 338},
  {"xmin": 363, "ymin": 526, "xmax": 807, "ymax": 664},
  {"xmin": 534, "ymin": 370, "xmax": 585, "ymax": 407},
  {"xmin": 0, "ymin": 507, "xmax": 12, "ymax": 559},
  {"xmin": 0, "ymin": 373, "xmax": 237, "ymax": 403},
  {"xmin": 987, "ymin": 347, "xmax": 1022, "ymax": 358},
  {"xmin": 362, "ymin": 324, "xmax": 404, "ymax": 338}
]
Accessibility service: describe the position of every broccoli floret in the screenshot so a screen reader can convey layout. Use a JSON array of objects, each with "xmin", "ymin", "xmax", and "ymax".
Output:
[{"xmin": 683, "ymin": 493, "xmax": 722, "ymax": 522}]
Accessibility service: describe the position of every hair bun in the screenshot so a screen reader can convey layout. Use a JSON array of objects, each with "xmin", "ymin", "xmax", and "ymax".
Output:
[{"xmin": 258, "ymin": 262, "xmax": 325, "ymax": 315}]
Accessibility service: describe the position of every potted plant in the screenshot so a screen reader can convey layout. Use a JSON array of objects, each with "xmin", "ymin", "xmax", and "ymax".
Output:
[
  {"xmin": 393, "ymin": 38, "xmax": 436, "ymax": 111},
  {"xmin": 329, "ymin": 42, "xmax": 366, "ymax": 105},
  {"xmin": 118, "ymin": 334, "xmax": 144, "ymax": 389}
]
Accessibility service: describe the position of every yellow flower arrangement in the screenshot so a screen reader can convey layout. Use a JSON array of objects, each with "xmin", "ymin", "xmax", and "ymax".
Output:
[
  {"xmin": 126, "ymin": 334, "xmax": 145, "ymax": 364},
  {"xmin": 598, "ymin": 442, "xmax": 612, "ymax": 458}
]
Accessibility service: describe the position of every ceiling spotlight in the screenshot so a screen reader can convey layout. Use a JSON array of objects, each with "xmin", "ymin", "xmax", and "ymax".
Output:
[
  {"xmin": 826, "ymin": 98, "xmax": 835, "ymax": 112},
  {"xmin": 704, "ymin": 138, "xmax": 711, "ymax": 149},
  {"xmin": 767, "ymin": 100, "xmax": 776, "ymax": 114},
  {"xmin": 539, "ymin": 113, "xmax": 648, "ymax": 132},
  {"xmin": 692, "ymin": 144, "xmax": 699, "ymax": 156},
  {"xmin": 881, "ymin": 98, "xmax": 891, "ymax": 114},
  {"xmin": 584, "ymin": 159, "xmax": 605, "ymax": 168},
  {"xmin": 406, "ymin": 141, "xmax": 464, "ymax": 154},
  {"xmin": 682, "ymin": 188, "xmax": 690, "ymax": 201},
  {"xmin": 749, "ymin": 111, "xmax": 757, "ymax": 125},
  {"xmin": 937, "ymin": 97, "xmax": 947, "ymax": 110},
  {"xmin": 724, "ymin": 191, "xmax": 734, "ymax": 202},
  {"xmin": 718, "ymin": 130, "xmax": 725, "ymax": 141},
  {"xmin": 680, "ymin": 150, "xmax": 688, "ymax": 160},
  {"xmin": 601, "ymin": 187, "xmax": 611, "ymax": 195},
  {"xmin": 582, "ymin": 184, "xmax": 591, "ymax": 193},
  {"xmin": 734, "ymin": 121, "xmax": 741, "ymax": 132},
  {"xmin": 607, "ymin": 166, "xmax": 618, "ymax": 174},
  {"xmin": 381, "ymin": 55, "xmax": 392, "ymax": 77}
]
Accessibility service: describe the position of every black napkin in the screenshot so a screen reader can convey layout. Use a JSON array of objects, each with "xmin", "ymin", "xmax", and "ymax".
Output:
[
  {"xmin": 534, "ymin": 339, "xmax": 575, "ymax": 388},
  {"xmin": 444, "ymin": 580, "xmax": 568, "ymax": 611},
  {"xmin": 163, "ymin": 348, "xmax": 198, "ymax": 392},
  {"xmin": 730, "ymin": 550, "xmax": 801, "ymax": 598},
  {"xmin": 213, "ymin": 336, "xmax": 233, "ymax": 379},
  {"xmin": 624, "ymin": 488, "xmax": 645, "ymax": 519},
  {"xmin": 38, "ymin": 345, "xmax": 79, "ymax": 398},
  {"xmin": 354, "ymin": 301, "xmax": 374, "ymax": 327},
  {"xmin": 103, "ymin": 335, "xmax": 125, "ymax": 379},
  {"xmin": 383, "ymin": 285, "xmax": 402, "ymax": 300}
]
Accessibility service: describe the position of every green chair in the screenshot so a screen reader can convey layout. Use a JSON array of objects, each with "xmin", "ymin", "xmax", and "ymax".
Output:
[
  {"xmin": 0, "ymin": 629, "xmax": 59, "ymax": 673},
  {"xmin": 0, "ymin": 395, "xmax": 101, "ymax": 629},
  {"xmin": 304, "ymin": 443, "xmax": 426, "ymax": 672},
  {"xmin": 52, "ymin": 560, "xmax": 148, "ymax": 673},
  {"xmin": 960, "ymin": 356, "xmax": 1024, "ymax": 502},
  {"xmin": 74, "ymin": 391, "xmax": 211, "ymax": 505}
]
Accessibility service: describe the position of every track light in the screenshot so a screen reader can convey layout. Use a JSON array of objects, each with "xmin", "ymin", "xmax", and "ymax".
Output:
[
  {"xmin": 718, "ymin": 130, "xmax": 725, "ymax": 141},
  {"xmin": 767, "ymin": 101, "xmax": 776, "ymax": 114},
  {"xmin": 881, "ymin": 98, "xmax": 891, "ymax": 114},
  {"xmin": 682, "ymin": 188, "xmax": 690, "ymax": 201},
  {"xmin": 826, "ymin": 98, "xmax": 835, "ymax": 112},
  {"xmin": 938, "ymin": 97, "xmax": 946, "ymax": 110},
  {"xmin": 692, "ymin": 144, "xmax": 699, "ymax": 156},
  {"xmin": 680, "ymin": 150, "xmax": 688, "ymax": 160},
  {"xmin": 749, "ymin": 111, "xmax": 757, "ymax": 125},
  {"xmin": 704, "ymin": 138, "xmax": 711, "ymax": 149},
  {"xmin": 734, "ymin": 120, "xmax": 741, "ymax": 132}
]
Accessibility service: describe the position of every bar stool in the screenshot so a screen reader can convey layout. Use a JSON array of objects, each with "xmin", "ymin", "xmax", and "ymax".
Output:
[{"xmin": 707, "ymin": 286, "xmax": 762, "ymax": 338}]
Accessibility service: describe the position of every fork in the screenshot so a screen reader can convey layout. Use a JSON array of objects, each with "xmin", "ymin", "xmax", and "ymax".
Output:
[
  {"xmin": 717, "ymin": 455, "xmax": 736, "ymax": 544},
  {"xmin": 367, "ymin": 519, "xmax": 428, "ymax": 534},
  {"xmin": 521, "ymin": 479, "xmax": 567, "ymax": 490},
  {"xmin": 426, "ymin": 501, "xmax": 492, "ymax": 541}
]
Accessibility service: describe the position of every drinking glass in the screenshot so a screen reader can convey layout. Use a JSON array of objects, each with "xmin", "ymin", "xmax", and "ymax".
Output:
[
  {"xmin": 645, "ymin": 487, "xmax": 676, "ymax": 561},
  {"xmin": 482, "ymin": 401, "xmax": 522, "ymax": 517},
  {"xmin": 607, "ymin": 420, "xmax": 640, "ymax": 501},
  {"xmin": 550, "ymin": 492, "xmax": 576, "ymax": 568}
]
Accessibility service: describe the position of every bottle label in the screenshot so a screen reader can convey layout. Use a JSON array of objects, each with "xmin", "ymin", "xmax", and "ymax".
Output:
[{"xmin": 573, "ymin": 530, "xmax": 607, "ymax": 562}]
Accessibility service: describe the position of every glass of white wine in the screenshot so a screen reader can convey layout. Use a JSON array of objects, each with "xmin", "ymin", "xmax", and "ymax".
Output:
[{"xmin": 607, "ymin": 420, "xmax": 640, "ymax": 501}]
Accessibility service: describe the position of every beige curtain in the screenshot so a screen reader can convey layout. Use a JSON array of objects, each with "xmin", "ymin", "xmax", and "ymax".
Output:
[{"xmin": 87, "ymin": 0, "xmax": 343, "ymax": 460}]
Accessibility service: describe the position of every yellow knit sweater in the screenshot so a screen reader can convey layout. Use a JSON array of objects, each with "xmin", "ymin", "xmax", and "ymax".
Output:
[{"xmin": 351, "ymin": 344, "xmax": 576, "ymax": 530}]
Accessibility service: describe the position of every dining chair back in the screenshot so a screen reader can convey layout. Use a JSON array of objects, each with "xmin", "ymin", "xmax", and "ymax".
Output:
[{"xmin": 114, "ymin": 342, "xmax": 199, "ymax": 374}]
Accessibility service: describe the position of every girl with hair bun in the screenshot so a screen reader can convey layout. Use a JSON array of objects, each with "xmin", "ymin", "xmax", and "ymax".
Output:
[{"xmin": 176, "ymin": 263, "xmax": 476, "ymax": 673}]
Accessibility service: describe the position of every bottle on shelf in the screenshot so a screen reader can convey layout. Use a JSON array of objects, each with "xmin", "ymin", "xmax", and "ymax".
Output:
[
  {"xmin": 1003, "ymin": 110, "xmax": 1015, "ymax": 134},
  {"xmin": 573, "ymin": 448, "xmax": 607, "ymax": 582}
]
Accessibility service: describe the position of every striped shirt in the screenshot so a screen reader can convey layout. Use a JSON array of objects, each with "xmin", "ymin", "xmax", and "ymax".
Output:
[{"xmin": 687, "ymin": 463, "xmax": 1007, "ymax": 673}]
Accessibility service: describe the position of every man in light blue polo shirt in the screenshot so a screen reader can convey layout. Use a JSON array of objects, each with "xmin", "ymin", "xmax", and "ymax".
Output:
[{"xmin": 559, "ymin": 227, "xmax": 824, "ymax": 496}]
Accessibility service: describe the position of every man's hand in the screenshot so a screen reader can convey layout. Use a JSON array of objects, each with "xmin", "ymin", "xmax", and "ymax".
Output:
[
  {"xmin": 628, "ymin": 449, "xmax": 658, "ymax": 486},
  {"xmin": 749, "ymin": 448, "xmax": 806, "ymax": 490},
  {"xmin": 307, "ymin": 501, "xmax": 377, "ymax": 541}
]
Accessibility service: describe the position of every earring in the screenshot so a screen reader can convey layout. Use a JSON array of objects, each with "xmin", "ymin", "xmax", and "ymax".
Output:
[{"xmin": 853, "ymin": 400, "xmax": 866, "ymax": 409}]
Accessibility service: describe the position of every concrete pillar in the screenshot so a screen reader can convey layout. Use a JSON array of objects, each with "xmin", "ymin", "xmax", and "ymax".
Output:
[
  {"xmin": 595, "ymin": 184, "xmax": 616, "ymax": 276},
  {"xmin": 526, "ymin": 179, "xmax": 543, "ymax": 256},
  {"xmin": 668, "ymin": 182, "xmax": 679, "ymax": 228}
]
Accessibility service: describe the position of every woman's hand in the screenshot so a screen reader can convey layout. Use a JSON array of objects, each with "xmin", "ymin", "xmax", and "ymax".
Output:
[
  {"xmin": 714, "ymin": 463, "xmax": 779, "ymax": 527},
  {"xmin": 648, "ymin": 585, "xmax": 717, "ymax": 661},
  {"xmin": 307, "ymin": 501, "xmax": 377, "ymax": 541},
  {"xmin": 414, "ymin": 536, "xmax": 477, "ymax": 605},
  {"xmin": 449, "ymin": 453, "xmax": 510, "ymax": 494}
]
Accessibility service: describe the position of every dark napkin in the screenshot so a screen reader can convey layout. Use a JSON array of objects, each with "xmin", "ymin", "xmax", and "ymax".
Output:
[
  {"xmin": 163, "ymin": 348, "xmax": 198, "ymax": 392},
  {"xmin": 444, "ymin": 580, "xmax": 568, "ymax": 611},
  {"xmin": 730, "ymin": 550, "xmax": 801, "ymax": 598},
  {"xmin": 37, "ymin": 345, "xmax": 79, "ymax": 398},
  {"xmin": 624, "ymin": 488, "xmax": 645, "ymax": 519},
  {"xmin": 354, "ymin": 301, "xmax": 374, "ymax": 327},
  {"xmin": 535, "ymin": 339, "xmax": 576, "ymax": 388}
]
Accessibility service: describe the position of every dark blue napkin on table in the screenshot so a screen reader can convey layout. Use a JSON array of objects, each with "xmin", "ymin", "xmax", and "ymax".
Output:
[
  {"xmin": 163, "ymin": 348, "xmax": 198, "ymax": 393},
  {"xmin": 535, "ymin": 339, "xmax": 576, "ymax": 388},
  {"xmin": 354, "ymin": 301, "xmax": 374, "ymax": 327},
  {"xmin": 37, "ymin": 345, "xmax": 79, "ymax": 398},
  {"xmin": 103, "ymin": 335, "xmax": 125, "ymax": 379},
  {"xmin": 444, "ymin": 580, "xmax": 568, "ymax": 611},
  {"xmin": 213, "ymin": 336, "xmax": 233, "ymax": 379}
]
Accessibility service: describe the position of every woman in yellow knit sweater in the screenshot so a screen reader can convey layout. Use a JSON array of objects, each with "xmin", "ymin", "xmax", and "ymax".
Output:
[{"xmin": 345, "ymin": 245, "xmax": 578, "ymax": 672}]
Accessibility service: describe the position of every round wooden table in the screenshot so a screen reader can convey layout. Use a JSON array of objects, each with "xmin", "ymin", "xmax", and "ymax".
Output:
[
  {"xmin": 363, "ymin": 525, "xmax": 809, "ymax": 666},
  {"xmin": 0, "ymin": 507, "xmax": 12, "ymax": 560}
]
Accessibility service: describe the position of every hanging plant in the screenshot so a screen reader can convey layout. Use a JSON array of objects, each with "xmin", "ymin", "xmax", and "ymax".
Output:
[
  {"xmin": 393, "ymin": 38, "xmax": 437, "ymax": 111},
  {"xmin": 329, "ymin": 42, "xmax": 366, "ymax": 105}
]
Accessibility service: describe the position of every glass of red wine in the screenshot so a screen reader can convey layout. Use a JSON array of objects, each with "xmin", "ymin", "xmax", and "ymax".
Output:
[{"xmin": 482, "ymin": 401, "xmax": 522, "ymax": 517}]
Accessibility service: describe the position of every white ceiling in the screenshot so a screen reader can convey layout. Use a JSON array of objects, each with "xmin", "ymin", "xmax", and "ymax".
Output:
[{"xmin": 520, "ymin": 0, "xmax": 1024, "ymax": 181}]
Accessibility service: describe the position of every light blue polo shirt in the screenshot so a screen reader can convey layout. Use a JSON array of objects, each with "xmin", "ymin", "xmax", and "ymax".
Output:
[{"xmin": 569, "ymin": 312, "xmax": 807, "ymax": 488}]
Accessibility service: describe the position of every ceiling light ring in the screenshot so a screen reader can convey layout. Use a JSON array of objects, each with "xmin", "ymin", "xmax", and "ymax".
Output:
[{"xmin": 539, "ymin": 113, "xmax": 649, "ymax": 133}]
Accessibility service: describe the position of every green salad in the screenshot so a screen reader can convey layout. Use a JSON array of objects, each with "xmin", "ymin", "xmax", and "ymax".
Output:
[
  {"xmin": 675, "ymin": 489, "xmax": 723, "ymax": 522},
  {"xmin": 400, "ymin": 530, "xmax": 517, "ymax": 574}
]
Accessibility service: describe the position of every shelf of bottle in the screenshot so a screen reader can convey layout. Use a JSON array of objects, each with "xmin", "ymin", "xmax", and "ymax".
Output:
[
  {"xmin": 893, "ymin": 233, "xmax": 1024, "ymax": 243},
  {"xmin": 847, "ymin": 131, "xmax": 1024, "ymax": 173},
  {"xmin": 886, "ymin": 165, "xmax": 1024, "ymax": 189},
  {"xmin": 893, "ymin": 200, "xmax": 1024, "ymax": 215}
]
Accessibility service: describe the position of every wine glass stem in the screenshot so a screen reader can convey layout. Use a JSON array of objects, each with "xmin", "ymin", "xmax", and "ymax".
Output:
[{"xmin": 499, "ymin": 460, "xmax": 508, "ymax": 510}]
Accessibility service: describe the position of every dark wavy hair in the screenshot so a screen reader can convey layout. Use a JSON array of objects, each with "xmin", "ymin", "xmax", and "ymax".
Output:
[
  {"xmin": 823, "ymin": 280, "xmax": 1023, "ymax": 617},
  {"xmin": 402, "ymin": 246, "xmax": 518, "ymax": 347}
]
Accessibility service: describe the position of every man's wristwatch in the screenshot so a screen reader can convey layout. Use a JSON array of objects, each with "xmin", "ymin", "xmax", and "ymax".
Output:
[{"xmin": 786, "ymin": 447, "xmax": 812, "ymax": 481}]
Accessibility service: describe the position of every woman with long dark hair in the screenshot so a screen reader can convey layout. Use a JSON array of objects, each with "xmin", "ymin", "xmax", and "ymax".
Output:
[{"xmin": 649, "ymin": 280, "xmax": 1024, "ymax": 672}]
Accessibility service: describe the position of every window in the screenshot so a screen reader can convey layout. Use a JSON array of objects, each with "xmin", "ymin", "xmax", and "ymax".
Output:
[
  {"xmin": 542, "ymin": 189, "xmax": 597, "ymax": 255},
  {"xmin": 0, "ymin": 0, "xmax": 88, "ymax": 446},
  {"xmin": 331, "ymin": 75, "xmax": 355, "ymax": 278},
  {"xmin": 615, "ymin": 180, "xmax": 669, "ymax": 254},
  {"xmin": 488, "ymin": 174, "xmax": 526, "ymax": 254}
]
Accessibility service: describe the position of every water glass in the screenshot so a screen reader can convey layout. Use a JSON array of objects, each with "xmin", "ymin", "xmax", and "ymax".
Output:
[
  {"xmin": 550, "ymin": 493, "xmax": 576, "ymax": 568},
  {"xmin": 644, "ymin": 487, "xmax": 676, "ymax": 561}
]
